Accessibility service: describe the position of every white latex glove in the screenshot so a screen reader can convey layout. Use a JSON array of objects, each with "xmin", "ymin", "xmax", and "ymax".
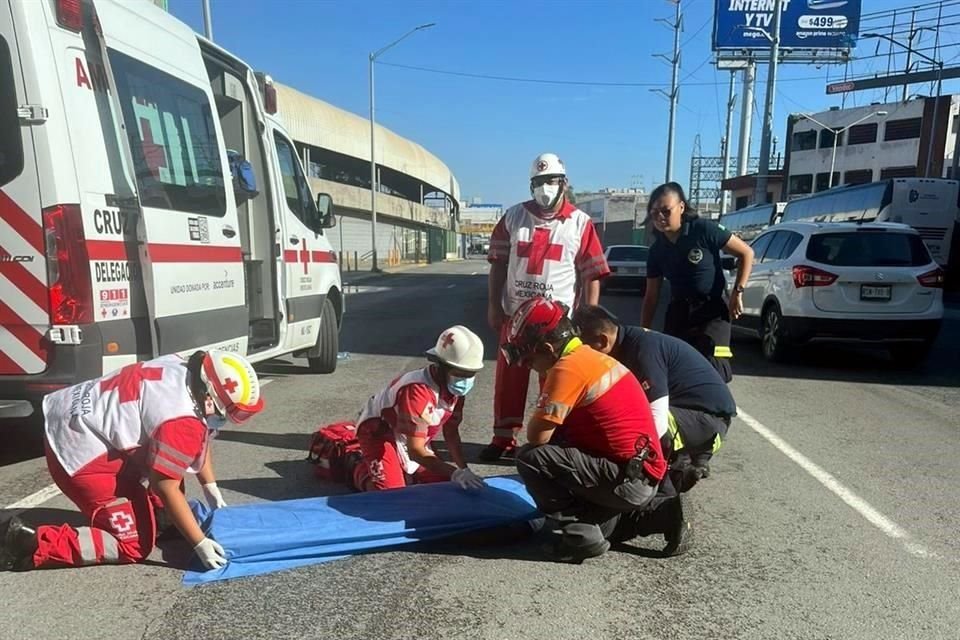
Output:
[
  {"xmin": 193, "ymin": 537, "xmax": 228, "ymax": 570},
  {"xmin": 202, "ymin": 482, "xmax": 227, "ymax": 509},
  {"xmin": 451, "ymin": 467, "xmax": 486, "ymax": 491}
]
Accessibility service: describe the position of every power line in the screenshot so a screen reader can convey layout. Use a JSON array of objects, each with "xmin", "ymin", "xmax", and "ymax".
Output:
[
  {"xmin": 377, "ymin": 60, "xmax": 829, "ymax": 88},
  {"xmin": 862, "ymin": 0, "xmax": 960, "ymax": 22}
]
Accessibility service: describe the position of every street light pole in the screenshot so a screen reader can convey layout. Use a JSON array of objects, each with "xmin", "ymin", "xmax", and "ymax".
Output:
[
  {"xmin": 796, "ymin": 110, "xmax": 887, "ymax": 189},
  {"xmin": 368, "ymin": 23, "xmax": 435, "ymax": 273}
]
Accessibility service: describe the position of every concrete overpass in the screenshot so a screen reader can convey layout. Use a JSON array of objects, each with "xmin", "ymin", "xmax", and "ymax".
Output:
[{"xmin": 276, "ymin": 83, "xmax": 461, "ymax": 266}]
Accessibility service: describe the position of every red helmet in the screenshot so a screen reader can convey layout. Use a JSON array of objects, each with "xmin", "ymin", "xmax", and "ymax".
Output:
[{"xmin": 501, "ymin": 297, "xmax": 571, "ymax": 366}]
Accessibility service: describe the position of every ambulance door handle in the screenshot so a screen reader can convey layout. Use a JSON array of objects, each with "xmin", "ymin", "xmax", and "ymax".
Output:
[{"xmin": 289, "ymin": 236, "xmax": 300, "ymax": 245}]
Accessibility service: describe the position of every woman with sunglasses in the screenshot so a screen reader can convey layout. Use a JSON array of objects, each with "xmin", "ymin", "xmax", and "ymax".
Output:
[{"xmin": 641, "ymin": 182, "xmax": 754, "ymax": 381}]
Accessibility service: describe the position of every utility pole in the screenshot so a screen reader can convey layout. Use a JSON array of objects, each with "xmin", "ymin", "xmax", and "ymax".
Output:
[
  {"xmin": 720, "ymin": 71, "xmax": 736, "ymax": 217},
  {"xmin": 737, "ymin": 60, "xmax": 755, "ymax": 177},
  {"xmin": 753, "ymin": 0, "xmax": 782, "ymax": 206},
  {"xmin": 902, "ymin": 10, "xmax": 916, "ymax": 102},
  {"xmin": 654, "ymin": 1, "xmax": 682, "ymax": 183}
]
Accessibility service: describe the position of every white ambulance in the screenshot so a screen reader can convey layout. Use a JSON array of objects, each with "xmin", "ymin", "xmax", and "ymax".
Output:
[{"xmin": 0, "ymin": 0, "xmax": 344, "ymax": 414}]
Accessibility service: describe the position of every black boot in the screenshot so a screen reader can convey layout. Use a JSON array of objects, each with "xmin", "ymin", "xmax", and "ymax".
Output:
[
  {"xmin": 0, "ymin": 516, "xmax": 38, "ymax": 571},
  {"xmin": 477, "ymin": 439, "xmax": 516, "ymax": 462},
  {"xmin": 662, "ymin": 497, "xmax": 692, "ymax": 557}
]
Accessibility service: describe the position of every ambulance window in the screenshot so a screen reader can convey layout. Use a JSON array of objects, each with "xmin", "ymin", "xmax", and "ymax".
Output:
[
  {"xmin": 0, "ymin": 35, "xmax": 24, "ymax": 188},
  {"xmin": 109, "ymin": 49, "xmax": 226, "ymax": 217},
  {"xmin": 274, "ymin": 133, "xmax": 321, "ymax": 232}
]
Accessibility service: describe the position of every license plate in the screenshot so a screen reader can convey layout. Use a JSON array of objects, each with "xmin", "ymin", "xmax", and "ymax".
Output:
[
  {"xmin": 860, "ymin": 284, "xmax": 892, "ymax": 300},
  {"xmin": 624, "ymin": 267, "xmax": 639, "ymax": 274}
]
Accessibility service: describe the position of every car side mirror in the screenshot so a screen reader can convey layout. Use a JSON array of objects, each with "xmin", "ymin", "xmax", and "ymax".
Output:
[
  {"xmin": 315, "ymin": 193, "xmax": 336, "ymax": 229},
  {"xmin": 720, "ymin": 255, "xmax": 737, "ymax": 271}
]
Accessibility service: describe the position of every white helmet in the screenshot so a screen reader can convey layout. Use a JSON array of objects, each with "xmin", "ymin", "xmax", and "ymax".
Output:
[
  {"xmin": 425, "ymin": 325, "xmax": 484, "ymax": 372},
  {"xmin": 201, "ymin": 350, "xmax": 264, "ymax": 424},
  {"xmin": 530, "ymin": 153, "xmax": 566, "ymax": 180}
]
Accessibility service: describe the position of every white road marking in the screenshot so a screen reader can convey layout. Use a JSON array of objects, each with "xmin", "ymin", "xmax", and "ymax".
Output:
[
  {"xmin": 738, "ymin": 408, "xmax": 935, "ymax": 559},
  {"xmin": 446, "ymin": 284, "xmax": 456, "ymax": 289},
  {"xmin": 260, "ymin": 378, "xmax": 274, "ymax": 387},
  {"xmin": 4, "ymin": 484, "xmax": 63, "ymax": 512}
]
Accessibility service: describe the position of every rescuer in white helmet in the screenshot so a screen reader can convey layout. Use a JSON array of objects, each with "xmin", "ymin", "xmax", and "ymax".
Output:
[
  {"xmin": 0, "ymin": 350, "xmax": 264, "ymax": 573},
  {"xmin": 481, "ymin": 153, "xmax": 611, "ymax": 461},
  {"xmin": 352, "ymin": 325, "xmax": 488, "ymax": 492}
]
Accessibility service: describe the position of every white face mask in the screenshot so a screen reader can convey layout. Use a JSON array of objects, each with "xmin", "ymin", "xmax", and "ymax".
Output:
[{"xmin": 533, "ymin": 184, "xmax": 561, "ymax": 211}]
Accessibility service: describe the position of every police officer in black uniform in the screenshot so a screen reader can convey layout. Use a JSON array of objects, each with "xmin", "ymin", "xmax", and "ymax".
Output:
[
  {"xmin": 641, "ymin": 182, "xmax": 754, "ymax": 382},
  {"xmin": 574, "ymin": 305, "xmax": 737, "ymax": 491}
]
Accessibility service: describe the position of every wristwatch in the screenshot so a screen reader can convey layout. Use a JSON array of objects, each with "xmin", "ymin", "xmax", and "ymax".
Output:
[{"xmin": 733, "ymin": 285, "xmax": 745, "ymax": 294}]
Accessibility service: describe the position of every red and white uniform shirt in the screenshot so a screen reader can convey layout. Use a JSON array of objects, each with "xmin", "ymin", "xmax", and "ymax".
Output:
[
  {"xmin": 42, "ymin": 355, "xmax": 208, "ymax": 479},
  {"xmin": 357, "ymin": 367, "xmax": 463, "ymax": 474},
  {"xmin": 488, "ymin": 200, "xmax": 609, "ymax": 316}
]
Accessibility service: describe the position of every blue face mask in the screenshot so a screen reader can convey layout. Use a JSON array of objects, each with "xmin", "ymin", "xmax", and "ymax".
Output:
[
  {"xmin": 447, "ymin": 375, "xmax": 476, "ymax": 397},
  {"xmin": 205, "ymin": 413, "xmax": 227, "ymax": 432}
]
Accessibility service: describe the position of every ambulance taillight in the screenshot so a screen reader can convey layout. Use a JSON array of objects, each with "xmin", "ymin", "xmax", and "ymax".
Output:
[
  {"xmin": 43, "ymin": 205, "xmax": 93, "ymax": 324},
  {"xmin": 256, "ymin": 72, "xmax": 278, "ymax": 115},
  {"xmin": 55, "ymin": 0, "xmax": 83, "ymax": 32}
]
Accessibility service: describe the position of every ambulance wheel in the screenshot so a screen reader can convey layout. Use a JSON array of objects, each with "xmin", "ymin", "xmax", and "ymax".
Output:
[{"xmin": 308, "ymin": 298, "xmax": 339, "ymax": 374}]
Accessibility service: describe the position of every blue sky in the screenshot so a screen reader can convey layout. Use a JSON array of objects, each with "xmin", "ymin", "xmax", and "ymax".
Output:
[{"xmin": 170, "ymin": 0, "xmax": 960, "ymax": 206}]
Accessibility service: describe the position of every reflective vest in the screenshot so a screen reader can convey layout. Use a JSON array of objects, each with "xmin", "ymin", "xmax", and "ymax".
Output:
[
  {"xmin": 43, "ymin": 355, "xmax": 203, "ymax": 476},
  {"xmin": 496, "ymin": 202, "xmax": 599, "ymax": 316},
  {"xmin": 356, "ymin": 367, "xmax": 459, "ymax": 474}
]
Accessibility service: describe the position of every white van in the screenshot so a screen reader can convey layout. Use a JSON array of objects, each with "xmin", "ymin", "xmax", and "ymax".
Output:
[{"xmin": 0, "ymin": 0, "xmax": 344, "ymax": 413}]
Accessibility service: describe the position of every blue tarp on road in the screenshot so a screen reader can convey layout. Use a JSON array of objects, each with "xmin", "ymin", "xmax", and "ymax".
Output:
[{"xmin": 183, "ymin": 475, "xmax": 539, "ymax": 585}]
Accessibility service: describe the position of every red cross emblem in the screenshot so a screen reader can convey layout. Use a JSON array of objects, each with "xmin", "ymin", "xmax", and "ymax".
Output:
[
  {"xmin": 222, "ymin": 377, "xmax": 239, "ymax": 394},
  {"xmin": 108, "ymin": 511, "xmax": 135, "ymax": 534},
  {"xmin": 99, "ymin": 362, "xmax": 165, "ymax": 404},
  {"xmin": 536, "ymin": 160, "xmax": 548, "ymax": 172},
  {"xmin": 517, "ymin": 228, "xmax": 564, "ymax": 276},
  {"xmin": 441, "ymin": 332, "xmax": 455, "ymax": 348},
  {"xmin": 298, "ymin": 239, "xmax": 311, "ymax": 275}
]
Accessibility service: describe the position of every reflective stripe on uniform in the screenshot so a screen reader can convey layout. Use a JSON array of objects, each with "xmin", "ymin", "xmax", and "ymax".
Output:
[
  {"xmin": 541, "ymin": 401, "xmax": 571, "ymax": 421},
  {"xmin": 582, "ymin": 363, "xmax": 629, "ymax": 405},
  {"xmin": 714, "ymin": 346, "xmax": 733, "ymax": 358},
  {"xmin": 77, "ymin": 528, "xmax": 99, "ymax": 565},
  {"xmin": 712, "ymin": 433, "xmax": 723, "ymax": 454},
  {"xmin": 101, "ymin": 535, "xmax": 120, "ymax": 563},
  {"xmin": 667, "ymin": 411, "xmax": 684, "ymax": 452},
  {"xmin": 154, "ymin": 440, "xmax": 195, "ymax": 465}
]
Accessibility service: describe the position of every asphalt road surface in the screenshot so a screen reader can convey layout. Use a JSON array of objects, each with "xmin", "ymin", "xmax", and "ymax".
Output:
[{"xmin": 2, "ymin": 259, "xmax": 959, "ymax": 640}]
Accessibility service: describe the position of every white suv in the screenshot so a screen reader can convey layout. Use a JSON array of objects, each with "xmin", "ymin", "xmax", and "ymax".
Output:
[{"xmin": 729, "ymin": 222, "xmax": 944, "ymax": 365}]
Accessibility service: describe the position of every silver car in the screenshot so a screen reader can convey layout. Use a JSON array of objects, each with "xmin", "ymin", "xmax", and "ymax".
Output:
[{"xmin": 602, "ymin": 245, "xmax": 649, "ymax": 294}]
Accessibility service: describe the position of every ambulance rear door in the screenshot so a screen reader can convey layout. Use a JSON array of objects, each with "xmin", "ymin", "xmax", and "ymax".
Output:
[
  {"xmin": 0, "ymin": 3, "xmax": 49, "ymax": 375},
  {"xmin": 93, "ymin": 0, "xmax": 247, "ymax": 356}
]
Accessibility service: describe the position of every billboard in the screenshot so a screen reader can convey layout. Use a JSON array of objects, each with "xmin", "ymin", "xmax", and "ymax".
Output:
[{"xmin": 713, "ymin": 0, "xmax": 861, "ymax": 51}]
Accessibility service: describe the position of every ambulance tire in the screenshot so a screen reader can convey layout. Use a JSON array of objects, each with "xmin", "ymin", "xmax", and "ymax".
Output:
[{"xmin": 308, "ymin": 298, "xmax": 339, "ymax": 374}]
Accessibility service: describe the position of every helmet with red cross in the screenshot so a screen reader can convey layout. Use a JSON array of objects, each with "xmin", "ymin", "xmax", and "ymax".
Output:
[
  {"xmin": 501, "ymin": 297, "xmax": 577, "ymax": 366},
  {"xmin": 529, "ymin": 153, "xmax": 566, "ymax": 180},
  {"xmin": 425, "ymin": 325, "xmax": 484, "ymax": 372},
  {"xmin": 201, "ymin": 350, "xmax": 265, "ymax": 424}
]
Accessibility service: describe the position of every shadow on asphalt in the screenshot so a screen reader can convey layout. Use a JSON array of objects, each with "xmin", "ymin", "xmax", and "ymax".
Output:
[
  {"xmin": 215, "ymin": 430, "xmax": 311, "ymax": 452},
  {"xmin": 5, "ymin": 506, "xmax": 86, "ymax": 528},
  {"xmin": 599, "ymin": 287, "xmax": 960, "ymax": 389},
  {"xmin": 431, "ymin": 440, "xmax": 518, "ymax": 469},
  {"xmin": 0, "ymin": 415, "xmax": 45, "ymax": 467},
  {"xmin": 218, "ymin": 459, "xmax": 352, "ymax": 502}
]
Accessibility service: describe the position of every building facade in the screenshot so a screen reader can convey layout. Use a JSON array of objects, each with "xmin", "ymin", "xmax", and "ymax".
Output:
[
  {"xmin": 576, "ymin": 189, "xmax": 648, "ymax": 247},
  {"xmin": 783, "ymin": 96, "xmax": 960, "ymax": 200}
]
